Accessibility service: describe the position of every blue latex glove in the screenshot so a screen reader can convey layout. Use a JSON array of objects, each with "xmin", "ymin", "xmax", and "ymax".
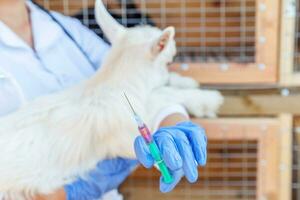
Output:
[
  {"xmin": 65, "ymin": 158, "xmax": 138, "ymax": 200},
  {"xmin": 134, "ymin": 121, "xmax": 207, "ymax": 193}
]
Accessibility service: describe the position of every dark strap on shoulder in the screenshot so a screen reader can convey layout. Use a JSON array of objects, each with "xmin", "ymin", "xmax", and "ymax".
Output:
[{"xmin": 31, "ymin": 1, "xmax": 97, "ymax": 70}]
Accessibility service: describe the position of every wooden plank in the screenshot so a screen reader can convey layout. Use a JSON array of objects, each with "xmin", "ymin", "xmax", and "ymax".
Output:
[
  {"xmin": 294, "ymin": 117, "xmax": 300, "ymax": 200},
  {"xmin": 256, "ymin": 117, "xmax": 280, "ymax": 200},
  {"xmin": 255, "ymin": 0, "xmax": 280, "ymax": 83},
  {"xmin": 219, "ymin": 94, "xmax": 300, "ymax": 116},
  {"xmin": 280, "ymin": 0, "xmax": 298, "ymax": 86},
  {"xmin": 281, "ymin": 73, "xmax": 300, "ymax": 86},
  {"xmin": 278, "ymin": 114, "xmax": 293, "ymax": 200},
  {"xmin": 193, "ymin": 118, "xmax": 278, "ymax": 140},
  {"xmin": 171, "ymin": 63, "xmax": 276, "ymax": 84}
]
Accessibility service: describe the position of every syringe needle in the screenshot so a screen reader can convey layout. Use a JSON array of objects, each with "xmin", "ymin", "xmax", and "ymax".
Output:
[{"xmin": 123, "ymin": 92, "xmax": 137, "ymax": 115}]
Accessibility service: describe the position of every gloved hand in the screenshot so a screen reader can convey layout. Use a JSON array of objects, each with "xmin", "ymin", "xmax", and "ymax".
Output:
[
  {"xmin": 65, "ymin": 158, "xmax": 138, "ymax": 200},
  {"xmin": 134, "ymin": 121, "xmax": 207, "ymax": 193}
]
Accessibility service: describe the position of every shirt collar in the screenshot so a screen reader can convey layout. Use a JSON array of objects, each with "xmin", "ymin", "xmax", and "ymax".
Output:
[{"xmin": 0, "ymin": 1, "xmax": 63, "ymax": 51}]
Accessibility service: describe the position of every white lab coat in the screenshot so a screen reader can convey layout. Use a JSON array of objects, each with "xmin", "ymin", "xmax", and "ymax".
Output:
[
  {"xmin": 0, "ymin": 1, "xmax": 186, "ymax": 199},
  {"xmin": 0, "ymin": 1, "xmax": 110, "ymax": 117}
]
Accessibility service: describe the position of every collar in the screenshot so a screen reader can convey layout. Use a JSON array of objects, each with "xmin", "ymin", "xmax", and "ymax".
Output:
[{"xmin": 0, "ymin": 1, "xmax": 63, "ymax": 51}]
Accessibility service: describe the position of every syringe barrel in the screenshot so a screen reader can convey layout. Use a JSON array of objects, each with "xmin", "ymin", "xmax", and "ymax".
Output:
[
  {"xmin": 138, "ymin": 124, "xmax": 174, "ymax": 183},
  {"xmin": 138, "ymin": 125, "xmax": 152, "ymax": 144},
  {"xmin": 148, "ymin": 141, "xmax": 173, "ymax": 183}
]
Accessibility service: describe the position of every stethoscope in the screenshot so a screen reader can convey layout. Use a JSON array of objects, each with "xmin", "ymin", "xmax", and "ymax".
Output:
[
  {"xmin": 0, "ymin": 1, "xmax": 98, "ymax": 106},
  {"xmin": 32, "ymin": 1, "xmax": 97, "ymax": 70}
]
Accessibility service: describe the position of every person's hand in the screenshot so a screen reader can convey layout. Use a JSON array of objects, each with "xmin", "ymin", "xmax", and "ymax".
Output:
[
  {"xmin": 134, "ymin": 121, "xmax": 207, "ymax": 193},
  {"xmin": 64, "ymin": 158, "xmax": 138, "ymax": 200}
]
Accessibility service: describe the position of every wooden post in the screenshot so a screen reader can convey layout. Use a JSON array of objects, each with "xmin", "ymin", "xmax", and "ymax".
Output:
[
  {"xmin": 280, "ymin": 0, "xmax": 297, "ymax": 86},
  {"xmin": 294, "ymin": 117, "xmax": 300, "ymax": 199},
  {"xmin": 279, "ymin": 114, "xmax": 293, "ymax": 200},
  {"xmin": 255, "ymin": 0, "xmax": 280, "ymax": 84},
  {"xmin": 256, "ymin": 118, "xmax": 281, "ymax": 200}
]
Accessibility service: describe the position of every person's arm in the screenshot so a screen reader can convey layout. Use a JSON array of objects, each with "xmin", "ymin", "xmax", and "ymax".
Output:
[
  {"xmin": 159, "ymin": 113, "xmax": 189, "ymax": 128},
  {"xmin": 34, "ymin": 188, "xmax": 66, "ymax": 200}
]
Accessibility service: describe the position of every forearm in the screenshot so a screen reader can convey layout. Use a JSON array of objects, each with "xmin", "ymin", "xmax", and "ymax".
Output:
[
  {"xmin": 34, "ymin": 188, "xmax": 66, "ymax": 200},
  {"xmin": 159, "ymin": 113, "xmax": 189, "ymax": 128}
]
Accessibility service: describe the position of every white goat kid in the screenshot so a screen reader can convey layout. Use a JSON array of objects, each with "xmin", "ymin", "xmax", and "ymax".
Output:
[{"xmin": 0, "ymin": 0, "xmax": 223, "ymax": 199}]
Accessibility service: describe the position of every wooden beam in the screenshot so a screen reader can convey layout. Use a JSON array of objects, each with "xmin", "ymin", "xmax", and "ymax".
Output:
[
  {"xmin": 278, "ymin": 114, "xmax": 293, "ymax": 200},
  {"xmin": 280, "ymin": 0, "xmax": 297, "ymax": 86},
  {"xmin": 255, "ymin": 117, "xmax": 280, "ymax": 200},
  {"xmin": 171, "ymin": 62, "xmax": 277, "ymax": 84},
  {"xmin": 255, "ymin": 0, "xmax": 280, "ymax": 83},
  {"xmin": 294, "ymin": 117, "xmax": 300, "ymax": 200},
  {"xmin": 192, "ymin": 118, "xmax": 278, "ymax": 140},
  {"xmin": 219, "ymin": 94, "xmax": 300, "ymax": 116}
]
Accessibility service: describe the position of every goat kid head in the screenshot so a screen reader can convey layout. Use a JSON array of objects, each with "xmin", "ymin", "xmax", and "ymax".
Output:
[{"xmin": 95, "ymin": 0, "xmax": 177, "ymax": 68}]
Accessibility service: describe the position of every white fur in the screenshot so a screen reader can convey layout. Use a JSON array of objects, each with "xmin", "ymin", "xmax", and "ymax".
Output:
[{"xmin": 0, "ymin": 0, "xmax": 223, "ymax": 199}]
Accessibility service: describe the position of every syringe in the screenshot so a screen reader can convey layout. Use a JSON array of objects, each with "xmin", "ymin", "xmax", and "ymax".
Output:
[{"xmin": 124, "ymin": 93, "xmax": 174, "ymax": 184}]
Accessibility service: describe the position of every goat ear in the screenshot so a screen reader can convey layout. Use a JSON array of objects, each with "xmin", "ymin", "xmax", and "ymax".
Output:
[
  {"xmin": 152, "ymin": 26, "xmax": 175, "ymax": 56},
  {"xmin": 95, "ymin": 0, "xmax": 126, "ymax": 43}
]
